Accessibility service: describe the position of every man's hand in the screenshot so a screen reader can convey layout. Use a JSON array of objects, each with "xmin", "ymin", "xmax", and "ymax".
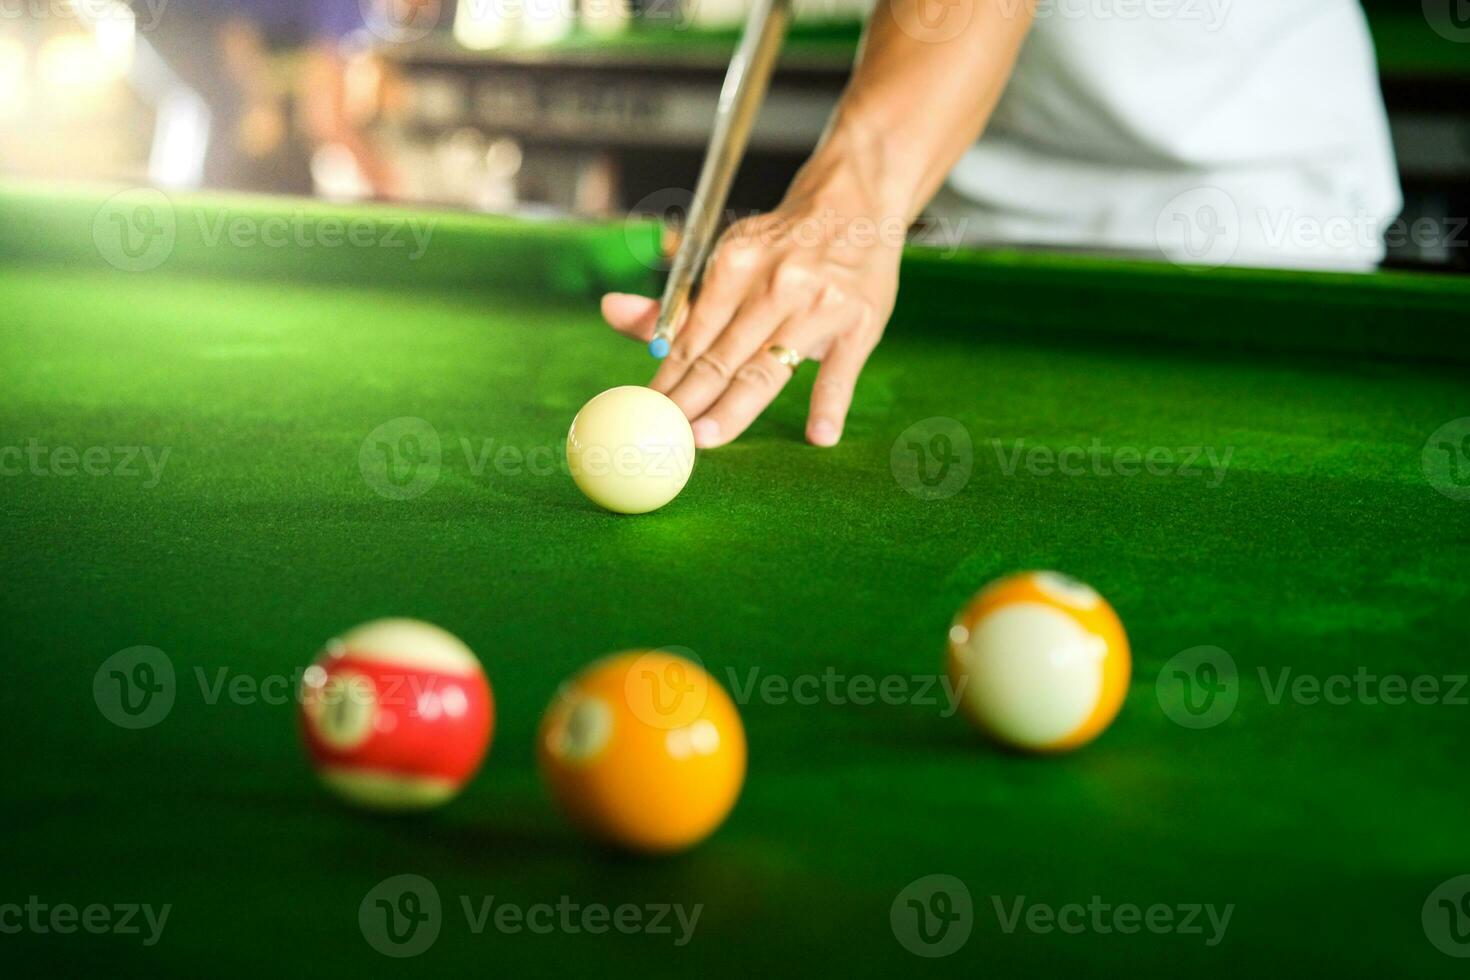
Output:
[
  {"xmin": 602, "ymin": 178, "xmax": 903, "ymax": 448},
  {"xmin": 603, "ymin": 0, "xmax": 1034, "ymax": 448}
]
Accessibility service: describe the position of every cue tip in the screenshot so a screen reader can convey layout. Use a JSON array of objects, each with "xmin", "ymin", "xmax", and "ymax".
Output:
[{"xmin": 648, "ymin": 337, "xmax": 671, "ymax": 359}]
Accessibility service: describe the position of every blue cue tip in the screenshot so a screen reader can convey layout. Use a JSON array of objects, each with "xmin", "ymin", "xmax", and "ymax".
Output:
[{"xmin": 649, "ymin": 337, "xmax": 671, "ymax": 359}]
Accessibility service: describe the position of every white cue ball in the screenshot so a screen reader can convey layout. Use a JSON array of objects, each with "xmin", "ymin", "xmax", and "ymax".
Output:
[{"xmin": 567, "ymin": 386, "xmax": 696, "ymax": 514}]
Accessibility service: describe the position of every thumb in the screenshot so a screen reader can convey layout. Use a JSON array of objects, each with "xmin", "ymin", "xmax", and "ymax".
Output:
[{"xmin": 601, "ymin": 293, "xmax": 660, "ymax": 341}]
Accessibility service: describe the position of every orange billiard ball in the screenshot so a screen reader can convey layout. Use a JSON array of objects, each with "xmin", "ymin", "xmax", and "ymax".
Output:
[
  {"xmin": 538, "ymin": 651, "xmax": 746, "ymax": 853},
  {"xmin": 946, "ymin": 571, "xmax": 1130, "ymax": 752},
  {"xmin": 299, "ymin": 619, "xmax": 494, "ymax": 810}
]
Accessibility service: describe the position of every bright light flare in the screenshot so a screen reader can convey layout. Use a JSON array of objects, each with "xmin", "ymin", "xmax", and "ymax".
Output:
[
  {"xmin": 89, "ymin": 0, "xmax": 138, "ymax": 75},
  {"xmin": 0, "ymin": 36, "xmax": 26, "ymax": 122},
  {"xmin": 38, "ymin": 34, "xmax": 113, "ymax": 89},
  {"xmin": 453, "ymin": 0, "xmax": 514, "ymax": 50}
]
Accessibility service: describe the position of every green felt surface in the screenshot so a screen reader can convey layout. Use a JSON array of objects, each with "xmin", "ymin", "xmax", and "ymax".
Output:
[
  {"xmin": 0, "ymin": 181, "xmax": 663, "ymax": 296},
  {"xmin": 3, "ymin": 185, "xmax": 1470, "ymax": 976}
]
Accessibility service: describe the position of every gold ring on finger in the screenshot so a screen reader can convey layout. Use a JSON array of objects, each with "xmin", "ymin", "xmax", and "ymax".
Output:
[{"xmin": 768, "ymin": 344, "xmax": 803, "ymax": 370}]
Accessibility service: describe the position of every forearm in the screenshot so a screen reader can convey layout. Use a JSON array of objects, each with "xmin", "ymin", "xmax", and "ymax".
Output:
[
  {"xmin": 298, "ymin": 47, "xmax": 353, "ymax": 145},
  {"xmin": 298, "ymin": 46, "xmax": 399, "ymax": 193},
  {"xmin": 786, "ymin": 0, "xmax": 1034, "ymax": 221}
]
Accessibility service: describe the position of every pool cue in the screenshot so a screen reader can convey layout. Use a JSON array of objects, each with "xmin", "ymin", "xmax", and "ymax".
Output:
[{"xmin": 648, "ymin": 0, "xmax": 793, "ymax": 359}]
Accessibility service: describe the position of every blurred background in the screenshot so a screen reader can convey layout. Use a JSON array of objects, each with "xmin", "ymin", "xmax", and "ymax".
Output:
[{"xmin": 0, "ymin": 0, "xmax": 1466, "ymax": 270}]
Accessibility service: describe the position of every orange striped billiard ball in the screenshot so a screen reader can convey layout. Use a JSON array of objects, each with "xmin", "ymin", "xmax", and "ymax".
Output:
[
  {"xmin": 538, "ymin": 651, "xmax": 746, "ymax": 853},
  {"xmin": 299, "ymin": 619, "xmax": 494, "ymax": 810},
  {"xmin": 946, "ymin": 572, "xmax": 1130, "ymax": 752}
]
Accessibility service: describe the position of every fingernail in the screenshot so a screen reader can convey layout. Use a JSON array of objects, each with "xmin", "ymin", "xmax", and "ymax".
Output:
[
  {"xmin": 602, "ymin": 293, "xmax": 653, "ymax": 313},
  {"xmin": 809, "ymin": 420, "xmax": 839, "ymax": 446},
  {"xmin": 692, "ymin": 419, "xmax": 720, "ymax": 447}
]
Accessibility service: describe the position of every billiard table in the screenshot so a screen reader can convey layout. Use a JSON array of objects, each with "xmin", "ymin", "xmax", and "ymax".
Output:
[{"xmin": 3, "ymin": 180, "xmax": 1469, "ymax": 975}]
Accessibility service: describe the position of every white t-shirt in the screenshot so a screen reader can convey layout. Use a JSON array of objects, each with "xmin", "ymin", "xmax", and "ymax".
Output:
[{"xmin": 940, "ymin": 0, "xmax": 1402, "ymax": 270}]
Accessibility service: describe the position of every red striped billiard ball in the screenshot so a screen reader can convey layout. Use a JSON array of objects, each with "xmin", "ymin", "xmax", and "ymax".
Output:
[{"xmin": 299, "ymin": 619, "xmax": 494, "ymax": 810}]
